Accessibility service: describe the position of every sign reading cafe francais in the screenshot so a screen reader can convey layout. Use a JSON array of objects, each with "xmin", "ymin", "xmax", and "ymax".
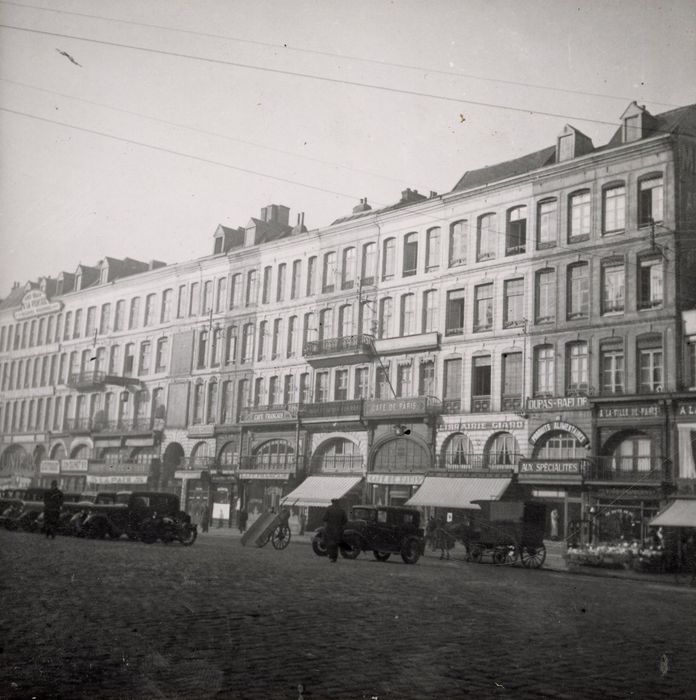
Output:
[{"xmin": 14, "ymin": 289, "xmax": 62, "ymax": 320}]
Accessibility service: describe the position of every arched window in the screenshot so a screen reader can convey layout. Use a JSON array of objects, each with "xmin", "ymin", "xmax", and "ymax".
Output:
[
  {"xmin": 255, "ymin": 439, "xmax": 294, "ymax": 469},
  {"xmin": 190, "ymin": 441, "xmax": 209, "ymax": 466},
  {"xmin": 506, "ymin": 206, "xmax": 527, "ymax": 255},
  {"xmin": 372, "ymin": 438, "xmax": 431, "ymax": 473},
  {"xmin": 342, "ymin": 247, "xmax": 356, "ymax": 289},
  {"xmin": 442, "ymin": 433, "xmax": 475, "ymax": 469},
  {"xmin": 477, "ymin": 213, "xmax": 496, "ymax": 261},
  {"xmin": 219, "ymin": 441, "xmax": 238, "ymax": 467},
  {"xmin": 207, "ymin": 380, "xmax": 218, "ymax": 424},
  {"xmin": 338, "ymin": 305, "xmax": 353, "ymax": 338},
  {"xmin": 485, "ymin": 433, "xmax": 520, "ymax": 470},
  {"xmin": 313, "ymin": 438, "xmax": 363, "ymax": 473}
]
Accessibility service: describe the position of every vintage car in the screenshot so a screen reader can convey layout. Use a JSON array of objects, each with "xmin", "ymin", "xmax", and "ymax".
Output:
[
  {"xmin": 82, "ymin": 491, "xmax": 196, "ymax": 545},
  {"xmin": 312, "ymin": 505, "xmax": 425, "ymax": 564}
]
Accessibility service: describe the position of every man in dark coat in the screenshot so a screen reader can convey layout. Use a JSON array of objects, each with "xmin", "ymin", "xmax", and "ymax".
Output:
[
  {"xmin": 238, "ymin": 507, "xmax": 248, "ymax": 534},
  {"xmin": 200, "ymin": 504, "xmax": 210, "ymax": 533},
  {"xmin": 43, "ymin": 480, "xmax": 64, "ymax": 539},
  {"xmin": 322, "ymin": 498, "xmax": 347, "ymax": 562}
]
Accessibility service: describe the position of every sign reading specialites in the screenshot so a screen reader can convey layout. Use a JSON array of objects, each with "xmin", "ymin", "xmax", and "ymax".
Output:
[
  {"xmin": 529, "ymin": 421, "xmax": 589, "ymax": 446},
  {"xmin": 14, "ymin": 289, "xmax": 62, "ymax": 320},
  {"xmin": 526, "ymin": 396, "xmax": 589, "ymax": 411},
  {"xmin": 519, "ymin": 460, "xmax": 582, "ymax": 475}
]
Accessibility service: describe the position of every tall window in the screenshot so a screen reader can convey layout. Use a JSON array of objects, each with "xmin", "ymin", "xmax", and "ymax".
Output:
[
  {"xmin": 211, "ymin": 327, "xmax": 222, "ymax": 366},
  {"xmin": 506, "ymin": 206, "xmax": 527, "ymax": 255},
  {"xmin": 144, "ymin": 294, "xmax": 156, "ymax": 326},
  {"xmin": 272, "ymin": 319, "xmax": 282, "ymax": 359},
  {"xmin": 445, "ymin": 289, "xmax": 465, "ymax": 336},
  {"xmin": 396, "ymin": 364, "xmax": 412, "ymax": 397},
  {"xmin": 341, "ymin": 248, "xmax": 356, "ymax": 289},
  {"xmin": 426, "ymin": 227, "xmax": 440, "ymax": 271},
  {"xmin": 449, "ymin": 220, "xmax": 468, "ymax": 267},
  {"xmin": 354, "ymin": 367, "xmax": 369, "ymax": 399},
  {"xmin": 206, "ymin": 381, "xmax": 218, "ymax": 423},
  {"xmin": 502, "ymin": 353, "xmax": 523, "ymax": 407},
  {"xmin": 108, "ymin": 346, "xmax": 119, "ymax": 375},
  {"xmin": 601, "ymin": 342, "xmax": 624, "ymax": 394},
  {"xmin": 537, "ymin": 199, "xmax": 557, "ymax": 248},
  {"xmin": 287, "ymin": 316, "xmax": 297, "ymax": 358},
  {"xmin": 302, "ymin": 312, "xmax": 315, "ymax": 350},
  {"xmin": 503, "ymin": 278, "xmax": 524, "ymax": 327},
  {"xmin": 382, "ymin": 238, "xmax": 396, "ymax": 280},
  {"xmin": 376, "ymin": 365, "xmax": 391, "ymax": 399},
  {"xmin": 155, "ymin": 337, "xmax": 169, "ymax": 373},
  {"xmin": 276, "ymin": 263, "xmax": 286, "ymax": 301},
  {"xmin": 603, "ymin": 184, "xmax": 626, "ymax": 233},
  {"xmin": 318, "ymin": 308, "xmax": 333, "ymax": 342},
  {"xmin": 86, "ymin": 306, "xmax": 97, "ymax": 336},
  {"xmin": 638, "ymin": 258, "xmax": 663, "ymax": 308},
  {"xmin": 202, "ymin": 281, "xmax": 213, "ymax": 314},
  {"xmin": 124, "ymin": 343, "xmax": 135, "ymax": 376},
  {"xmin": 237, "ymin": 379, "xmax": 251, "ymax": 418},
  {"xmin": 246, "ymin": 270, "xmax": 258, "ymax": 306},
  {"xmin": 254, "ymin": 377, "xmax": 265, "ymax": 406},
  {"xmin": 315, "ymin": 372, "xmax": 329, "ymax": 402},
  {"xmin": 534, "ymin": 345, "xmax": 554, "ymax": 396},
  {"xmin": 322, "ymin": 252, "xmax": 336, "ymax": 293},
  {"xmin": 216, "ymin": 277, "xmax": 227, "ymax": 313},
  {"xmin": 472, "ymin": 356, "xmax": 492, "ymax": 405},
  {"xmin": 269, "ymin": 376, "xmax": 281, "ymax": 405},
  {"xmin": 334, "ymin": 370, "xmax": 348, "ymax": 400},
  {"xmin": 569, "ymin": 190, "xmax": 591, "ymax": 240},
  {"xmin": 97, "ymin": 303, "xmax": 110, "ymax": 335},
  {"xmin": 241, "ymin": 323, "xmax": 254, "ymax": 363},
  {"xmin": 262, "ymin": 266, "xmax": 272, "ymax": 304},
  {"xmin": 283, "ymin": 374, "xmax": 295, "ymax": 404},
  {"xmin": 567, "ymin": 262, "xmax": 589, "ymax": 320},
  {"xmin": 306, "ymin": 256, "xmax": 317, "ymax": 295},
  {"xmin": 73, "ymin": 309, "xmax": 83, "ymax": 338},
  {"xmin": 230, "ymin": 274, "xmax": 242, "ymax": 308},
  {"xmin": 443, "ymin": 358, "xmax": 462, "ymax": 406},
  {"xmin": 477, "ymin": 214, "xmax": 496, "ymax": 261},
  {"xmin": 291, "ymin": 260, "xmax": 301, "ymax": 299},
  {"xmin": 360, "ymin": 300, "xmax": 374, "ymax": 336},
  {"xmin": 535, "ymin": 269, "xmax": 555, "ymax": 323},
  {"xmin": 400, "ymin": 294, "xmax": 416, "ymax": 336},
  {"xmin": 567, "ymin": 342, "xmax": 589, "ymax": 391},
  {"xmin": 177, "ymin": 285, "xmax": 187, "ymax": 317},
  {"xmin": 639, "ymin": 175, "xmax": 663, "ymax": 225},
  {"xmin": 638, "ymin": 336, "xmax": 663, "ymax": 393},
  {"xmin": 403, "ymin": 233, "xmax": 418, "ymax": 276},
  {"xmin": 189, "ymin": 282, "xmax": 200, "ymax": 316},
  {"xmin": 257, "ymin": 321, "xmax": 268, "ymax": 360},
  {"xmin": 361, "ymin": 243, "xmax": 376, "ymax": 285},
  {"xmin": 160, "ymin": 290, "xmax": 172, "ymax": 323},
  {"xmin": 423, "ymin": 290, "xmax": 438, "ymax": 333},
  {"xmin": 139, "ymin": 341, "xmax": 151, "ymax": 376},
  {"xmin": 378, "ymin": 297, "xmax": 393, "ymax": 339},
  {"xmin": 338, "ymin": 305, "xmax": 353, "ymax": 338},
  {"xmin": 225, "ymin": 327, "xmax": 237, "ymax": 364},
  {"xmin": 197, "ymin": 330, "xmax": 208, "ymax": 368},
  {"xmin": 474, "ymin": 283, "xmax": 494, "ymax": 331},
  {"xmin": 601, "ymin": 262, "xmax": 625, "ymax": 314},
  {"xmin": 419, "ymin": 360, "xmax": 435, "ymax": 396},
  {"xmin": 299, "ymin": 373, "xmax": 311, "ymax": 403}
]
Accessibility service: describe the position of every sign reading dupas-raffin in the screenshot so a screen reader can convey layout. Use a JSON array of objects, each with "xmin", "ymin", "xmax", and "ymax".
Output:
[
  {"xmin": 526, "ymin": 396, "xmax": 589, "ymax": 411},
  {"xmin": 14, "ymin": 289, "xmax": 62, "ymax": 320}
]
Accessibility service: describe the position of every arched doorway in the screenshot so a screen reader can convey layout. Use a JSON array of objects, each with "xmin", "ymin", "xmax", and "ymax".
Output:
[
  {"xmin": 369, "ymin": 436, "xmax": 431, "ymax": 506},
  {"xmin": 311, "ymin": 438, "xmax": 362, "ymax": 473},
  {"xmin": 70, "ymin": 444, "xmax": 90, "ymax": 459},
  {"xmin": 0, "ymin": 444, "xmax": 33, "ymax": 487},
  {"xmin": 162, "ymin": 441, "xmax": 184, "ymax": 491},
  {"xmin": 50, "ymin": 443, "xmax": 66, "ymax": 460}
]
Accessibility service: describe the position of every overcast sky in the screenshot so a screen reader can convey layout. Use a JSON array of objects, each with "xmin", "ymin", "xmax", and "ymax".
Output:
[{"xmin": 1, "ymin": 0, "xmax": 694, "ymax": 299}]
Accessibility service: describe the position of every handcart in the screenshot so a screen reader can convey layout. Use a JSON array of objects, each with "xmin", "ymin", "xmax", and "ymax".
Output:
[{"xmin": 240, "ymin": 508, "xmax": 291, "ymax": 549}]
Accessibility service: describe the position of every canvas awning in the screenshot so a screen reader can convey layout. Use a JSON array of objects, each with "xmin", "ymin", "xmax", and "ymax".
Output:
[
  {"xmin": 649, "ymin": 498, "xmax": 696, "ymax": 528},
  {"xmin": 281, "ymin": 475, "xmax": 362, "ymax": 508},
  {"xmin": 405, "ymin": 476, "xmax": 512, "ymax": 510}
]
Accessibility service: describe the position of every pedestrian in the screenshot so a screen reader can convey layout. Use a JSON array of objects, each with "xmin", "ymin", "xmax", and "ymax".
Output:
[
  {"xmin": 43, "ymin": 480, "xmax": 64, "ymax": 540},
  {"xmin": 299, "ymin": 508, "xmax": 307, "ymax": 536},
  {"xmin": 426, "ymin": 515, "xmax": 437, "ymax": 551},
  {"xmin": 238, "ymin": 507, "xmax": 248, "ymax": 534},
  {"xmin": 200, "ymin": 504, "xmax": 210, "ymax": 533},
  {"xmin": 322, "ymin": 498, "xmax": 347, "ymax": 563},
  {"xmin": 435, "ymin": 517, "xmax": 454, "ymax": 560}
]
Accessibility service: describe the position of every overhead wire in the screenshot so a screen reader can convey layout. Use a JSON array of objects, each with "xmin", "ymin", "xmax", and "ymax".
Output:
[{"xmin": 0, "ymin": 0, "xmax": 680, "ymax": 109}]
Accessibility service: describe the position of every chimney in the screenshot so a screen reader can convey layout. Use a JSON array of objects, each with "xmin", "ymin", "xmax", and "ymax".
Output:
[
  {"xmin": 400, "ymin": 188, "xmax": 427, "ymax": 204},
  {"xmin": 429, "ymin": 191, "xmax": 438, "ymax": 198},
  {"xmin": 352, "ymin": 197, "xmax": 372, "ymax": 214},
  {"xmin": 292, "ymin": 212, "xmax": 307, "ymax": 234}
]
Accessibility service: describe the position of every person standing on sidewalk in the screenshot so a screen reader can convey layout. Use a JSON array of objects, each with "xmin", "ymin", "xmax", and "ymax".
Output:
[
  {"xmin": 322, "ymin": 498, "xmax": 347, "ymax": 563},
  {"xmin": 238, "ymin": 507, "xmax": 248, "ymax": 534},
  {"xmin": 43, "ymin": 480, "xmax": 64, "ymax": 539},
  {"xmin": 200, "ymin": 504, "xmax": 210, "ymax": 533}
]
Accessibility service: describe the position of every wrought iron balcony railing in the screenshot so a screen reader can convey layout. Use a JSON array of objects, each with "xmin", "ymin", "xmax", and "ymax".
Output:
[
  {"xmin": 66, "ymin": 371, "xmax": 107, "ymax": 390},
  {"xmin": 298, "ymin": 399, "xmax": 363, "ymax": 419},
  {"xmin": 444, "ymin": 453, "xmax": 523, "ymax": 471},
  {"xmin": 587, "ymin": 457, "xmax": 672, "ymax": 482},
  {"xmin": 303, "ymin": 334, "xmax": 374, "ymax": 358}
]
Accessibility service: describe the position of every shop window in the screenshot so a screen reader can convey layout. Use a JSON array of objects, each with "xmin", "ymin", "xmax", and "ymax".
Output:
[
  {"xmin": 256, "ymin": 440, "xmax": 294, "ymax": 469},
  {"xmin": 403, "ymin": 233, "xmax": 418, "ymax": 276},
  {"xmin": 638, "ymin": 175, "xmax": 663, "ymax": 226},
  {"xmin": 445, "ymin": 289, "xmax": 465, "ymax": 336},
  {"xmin": 372, "ymin": 438, "xmax": 430, "ymax": 473},
  {"xmin": 506, "ymin": 206, "xmax": 527, "ymax": 255},
  {"xmin": 449, "ymin": 220, "xmax": 468, "ymax": 267},
  {"xmin": 534, "ymin": 431, "xmax": 587, "ymax": 460},
  {"xmin": 638, "ymin": 257, "xmax": 663, "ymax": 309},
  {"xmin": 314, "ymin": 438, "xmax": 362, "ymax": 473},
  {"xmin": 535, "ymin": 269, "xmax": 555, "ymax": 324},
  {"xmin": 486, "ymin": 433, "xmax": 519, "ymax": 469},
  {"xmin": 612, "ymin": 436, "xmax": 652, "ymax": 473}
]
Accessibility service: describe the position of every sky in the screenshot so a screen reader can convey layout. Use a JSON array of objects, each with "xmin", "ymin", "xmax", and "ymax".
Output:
[{"xmin": 0, "ymin": 0, "xmax": 695, "ymax": 299}]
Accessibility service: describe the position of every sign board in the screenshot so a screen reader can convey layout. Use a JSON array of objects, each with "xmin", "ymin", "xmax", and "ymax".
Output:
[
  {"xmin": 438, "ymin": 419, "xmax": 525, "ymax": 433},
  {"xmin": 86, "ymin": 475, "xmax": 149, "ymax": 485},
  {"xmin": 529, "ymin": 421, "xmax": 589, "ymax": 446},
  {"xmin": 518, "ymin": 460, "xmax": 584, "ymax": 484},
  {"xmin": 366, "ymin": 473, "xmax": 424, "ymax": 485},
  {"xmin": 14, "ymin": 289, "xmax": 63, "ymax": 320},
  {"xmin": 240, "ymin": 408, "xmax": 297, "ymax": 424},
  {"xmin": 526, "ymin": 396, "xmax": 589, "ymax": 411},
  {"xmin": 363, "ymin": 397, "xmax": 428, "ymax": 418},
  {"xmin": 677, "ymin": 401, "xmax": 696, "ymax": 421},
  {"xmin": 237, "ymin": 471, "xmax": 289, "ymax": 480},
  {"xmin": 597, "ymin": 404, "xmax": 663, "ymax": 420},
  {"xmin": 60, "ymin": 459, "xmax": 89, "ymax": 472},
  {"xmin": 40, "ymin": 460, "xmax": 60, "ymax": 474}
]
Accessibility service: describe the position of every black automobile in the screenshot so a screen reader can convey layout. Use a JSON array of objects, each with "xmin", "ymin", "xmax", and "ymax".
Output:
[{"xmin": 312, "ymin": 505, "xmax": 425, "ymax": 564}]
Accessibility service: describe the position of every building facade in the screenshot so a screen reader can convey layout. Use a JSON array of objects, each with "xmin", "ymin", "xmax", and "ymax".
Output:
[{"xmin": 1, "ymin": 100, "xmax": 695, "ymax": 538}]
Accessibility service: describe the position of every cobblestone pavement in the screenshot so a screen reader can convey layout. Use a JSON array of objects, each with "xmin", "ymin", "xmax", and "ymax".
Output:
[{"xmin": 1, "ymin": 530, "xmax": 695, "ymax": 700}]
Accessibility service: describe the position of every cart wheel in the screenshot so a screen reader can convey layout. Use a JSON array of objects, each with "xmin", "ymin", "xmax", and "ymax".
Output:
[
  {"xmin": 493, "ymin": 548, "xmax": 508, "ymax": 566},
  {"xmin": 271, "ymin": 525, "xmax": 291, "ymax": 550},
  {"xmin": 521, "ymin": 544, "xmax": 546, "ymax": 569},
  {"xmin": 470, "ymin": 546, "xmax": 483, "ymax": 563}
]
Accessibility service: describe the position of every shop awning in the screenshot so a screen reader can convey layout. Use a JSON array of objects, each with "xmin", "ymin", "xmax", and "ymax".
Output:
[
  {"xmin": 281, "ymin": 475, "xmax": 362, "ymax": 508},
  {"xmin": 649, "ymin": 498, "xmax": 696, "ymax": 528},
  {"xmin": 405, "ymin": 476, "xmax": 512, "ymax": 510}
]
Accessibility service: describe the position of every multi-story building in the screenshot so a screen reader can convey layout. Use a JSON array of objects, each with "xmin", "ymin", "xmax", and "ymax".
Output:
[{"xmin": 1, "ymin": 100, "xmax": 695, "ymax": 540}]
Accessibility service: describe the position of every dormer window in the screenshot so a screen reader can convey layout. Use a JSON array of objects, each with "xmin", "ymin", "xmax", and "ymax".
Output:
[
  {"xmin": 556, "ymin": 124, "xmax": 593, "ymax": 162},
  {"xmin": 621, "ymin": 102, "xmax": 654, "ymax": 144}
]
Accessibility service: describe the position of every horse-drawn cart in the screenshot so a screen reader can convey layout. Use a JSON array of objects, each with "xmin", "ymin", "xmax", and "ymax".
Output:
[
  {"xmin": 240, "ymin": 508, "xmax": 291, "ymax": 549},
  {"xmin": 456, "ymin": 500, "xmax": 547, "ymax": 568}
]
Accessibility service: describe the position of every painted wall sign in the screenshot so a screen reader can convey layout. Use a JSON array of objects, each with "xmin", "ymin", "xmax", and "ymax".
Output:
[
  {"xmin": 14, "ymin": 289, "xmax": 63, "ymax": 320},
  {"xmin": 519, "ymin": 460, "xmax": 582, "ymax": 475},
  {"xmin": 363, "ymin": 397, "xmax": 428, "ymax": 418},
  {"xmin": 677, "ymin": 402, "xmax": 696, "ymax": 421},
  {"xmin": 526, "ymin": 396, "xmax": 589, "ymax": 411},
  {"xmin": 60, "ymin": 459, "xmax": 88, "ymax": 472},
  {"xmin": 438, "ymin": 419, "xmax": 525, "ymax": 432},
  {"xmin": 87, "ymin": 475, "xmax": 149, "ymax": 484},
  {"xmin": 89, "ymin": 461, "xmax": 150, "ymax": 475},
  {"xmin": 366, "ymin": 473, "xmax": 424, "ymax": 485},
  {"xmin": 240, "ymin": 408, "xmax": 297, "ymax": 423},
  {"xmin": 40, "ymin": 460, "xmax": 60, "ymax": 474},
  {"xmin": 529, "ymin": 421, "xmax": 589, "ymax": 446},
  {"xmin": 237, "ymin": 471, "xmax": 289, "ymax": 480},
  {"xmin": 597, "ymin": 404, "xmax": 663, "ymax": 420}
]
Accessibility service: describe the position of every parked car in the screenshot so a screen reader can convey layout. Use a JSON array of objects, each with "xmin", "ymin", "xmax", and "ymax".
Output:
[{"xmin": 312, "ymin": 505, "xmax": 425, "ymax": 564}]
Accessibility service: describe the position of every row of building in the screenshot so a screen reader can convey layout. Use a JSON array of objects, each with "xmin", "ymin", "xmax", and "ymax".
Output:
[{"xmin": 1, "ymin": 100, "xmax": 696, "ymax": 543}]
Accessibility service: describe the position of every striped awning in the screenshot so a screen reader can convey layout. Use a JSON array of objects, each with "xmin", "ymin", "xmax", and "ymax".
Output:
[
  {"xmin": 650, "ymin": 498, "xmax": 696, "ymax": 528},
  {"xmin": 281, "ymin": 475, "xmax": 362, "ymax": 508},
  {"xmin": 405, "ymin": 476, "xmax": 512, "ymax": 510}
]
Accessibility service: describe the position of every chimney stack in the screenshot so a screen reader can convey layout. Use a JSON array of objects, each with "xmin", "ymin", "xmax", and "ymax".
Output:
[{"xmin": 352, "ymin": 197, "xmax": 372, "ymax": 214}]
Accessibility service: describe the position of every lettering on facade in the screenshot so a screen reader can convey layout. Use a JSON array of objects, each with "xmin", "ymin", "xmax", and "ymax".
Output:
[
  {"xmin": 677, "ymin": 402, "xmax": 696, "ymax": 420},
  {"xmin": 241, "ymin": 410, "xmax": 294, "ymax": 423},
  {"xmin": 40, "ymin": 460, "xmax": 60, "ymax": 474},
  {"xmin": 60, "ymin": 459, "xmax": 89, "ymax": 472},
  {"xmin": 87, "ymin": 475, "xmax": 148, "ymax": 485},
  {"xmin": 14, "ymin": 290, "xmax": 63, "ymax": 320},
  {"xmin": 363, "ymin": 397, "xmax": 427, "ymax": 418},
  {"xmin": 438, "ymin": 419, "xmax": 525, "ymax": 432},
  {"xmin": 519, "ymin": 460, "xmax": 581, "ymax": 475},
  {"xmin": 237, "ymin": 471, "xmax": 289, "ymax": 480},
  {"xmin": 526, "ymin": 396, "xmax": 589, "ymax": 411},
  {"xmin": 529, "ymin": 421, "xmax": 589, "ymax": 446},
  {"xmin": 366, "ymin": 473, "xmax": 424, "ymax": 485},
  {"xmin": 598, "ymin": 404, "xmax": 663, "ymax": 420}
]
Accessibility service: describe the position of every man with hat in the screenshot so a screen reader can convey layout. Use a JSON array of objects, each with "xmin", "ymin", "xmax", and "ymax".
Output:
[{"xmin": 322, "ymin": 498, "xmax": 347, "ymax": 563}]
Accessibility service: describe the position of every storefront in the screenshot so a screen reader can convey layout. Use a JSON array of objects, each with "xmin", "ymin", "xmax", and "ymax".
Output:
[
  {"xmin": 675, "ymin": 399, "xmax": 696, "ymax": 492},
  {"xmin": 85, "ymin": 460, "xmax": 152, "ymax": 493}
]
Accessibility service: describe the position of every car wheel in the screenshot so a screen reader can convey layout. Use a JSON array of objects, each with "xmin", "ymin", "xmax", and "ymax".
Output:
[
  {"xmin": 139, "ymin": 520, "xmax": 158, "ymax": 544},
  {"xmin": 179, "ymin": 525, "xmax": 197, "ymax": 546},
  {"xmin": 312, "ymin": 534, "xmax": 328, "ymax": 557},
  {"xmin": 373, "ymin": 551, "xmax": 391, "ymax": 562},
  {"xmin": 470, "ymin": 546, "xmax": 483, "ymax": 563},
  {"xmin": 339, "ymin": 534, "xmax": 362, "ymax": 559},
  {"xmin": 400, "ymin": 537, "xmax": 421, "ymax": 564}
]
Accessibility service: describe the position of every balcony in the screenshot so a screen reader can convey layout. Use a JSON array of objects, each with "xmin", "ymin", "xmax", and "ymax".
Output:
[
  {"xmin": 587, "ymin": 457, "xmax": 672, "ymax": 483},
  {"xmin": 298, "ymin": 399, "xmax": 363, "ymax": 423},
  {"xmin": 444, "ymin": 454, "xmax": 523, "ymax": 472},
  {"xmin": 501, "ymin": 396, "xmax": 523, "ymax": 411},
  {"xmin": 303, "ymin": 334, "xmax": 374, "ymax": 368},
  {"xmin": 442, "ymin": 399, "xmax": 461, "ymax": 414},
  {"xmin": 472, "ymin": 396, "xmax": 491, "ymax": 413},
  {"xmin": 67, "ymin": 371, "xmax": 107, "ymax": 391},
  {"xmin": 92, "ymin": 418, "xmax": 155, "ymax": 435},
  {"xmin": 372, "ymin": 331, "xmax": 439, "ymax": 356},
  {"xmin": 239, "ymin": 404, "xmax": 299, "ymax": 425}
]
